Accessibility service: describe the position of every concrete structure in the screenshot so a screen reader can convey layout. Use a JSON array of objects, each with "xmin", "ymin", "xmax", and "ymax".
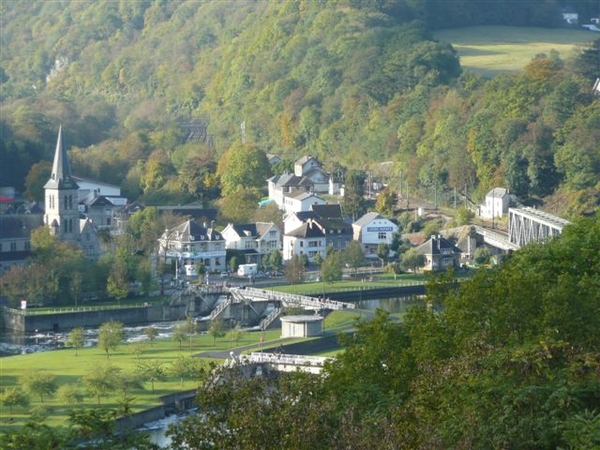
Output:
[
  {"xmin": 417, "ymin": 235, "xmax": 462, "ymax": 272},
  {"xmin": 508, "ymin": 207, "xmax": 570, "ymax": 248},
  {"xmin": 220, "ymin": 222, "xmax": 281, "ymax": 265},
  {"xmin": 280, "ymin": 315, "xmax": 324, "ymax": 338},
  {"xmin": 159, "ymin": 219, "xmax": 226, "ymax": 274},
  {"xmin": 352, "ymin": 212, "xmax": 399, "ymax": 258}
]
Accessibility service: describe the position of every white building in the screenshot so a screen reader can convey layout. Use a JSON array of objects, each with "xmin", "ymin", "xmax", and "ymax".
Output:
[
  {"xmin": 282, "ymin": 192, "xmax": 326, "ymax": 214},
  {"xmin": 159, "ymin": 220, "xmax": 226, "ymax": 275},
  {"xmin": 480, "ymin": 187, "xmax": 510, "ymax": 219},
  {"xmin": 283, "ymin": 219, "xmax": 327, "ymax": 262},
  {"xmin": 267, "ymin": 156, "xmax": 335, "ymax": 210},
  {"xmin": 352, "ymin": 212, "xmax": 399, "ymax": 258},
  {"xmin": 220, "ymin": 222, "xmax": 282, "ymax": 265}
]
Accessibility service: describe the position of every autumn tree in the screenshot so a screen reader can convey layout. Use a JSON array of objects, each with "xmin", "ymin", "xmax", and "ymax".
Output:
[
  {"xmin": 216, "ymin": 142, "xmax": 272, "ymax": 196},
  {"xmin": 284, "ymin": 255, "xmax": 305, "ymax": 285}
]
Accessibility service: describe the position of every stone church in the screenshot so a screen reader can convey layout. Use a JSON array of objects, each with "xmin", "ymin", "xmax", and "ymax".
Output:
[{"xmin": 43, "ymin": 127, "xmax": 102, "ymax": 258}]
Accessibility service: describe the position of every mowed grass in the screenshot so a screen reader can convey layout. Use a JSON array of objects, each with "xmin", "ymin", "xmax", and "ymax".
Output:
[
  {"xmin": 0, "ymin": 327, "xmax": 279, "ymax": 432},
  {"xmin": 434, "ymin": 26, "xmax": 597, "ymax": 76},
  {"xmin": 0, "ymin": 312, "xmax": 356, "ymax": 433}
]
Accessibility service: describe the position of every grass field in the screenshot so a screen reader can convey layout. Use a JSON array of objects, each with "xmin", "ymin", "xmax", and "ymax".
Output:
[
  {"xmin": 0, "ymin": 310, "xmax": 357, "ymax": 433},
  {"xmin": 434, "ymin": 26, "xmax": 597, "ymax": 76}
]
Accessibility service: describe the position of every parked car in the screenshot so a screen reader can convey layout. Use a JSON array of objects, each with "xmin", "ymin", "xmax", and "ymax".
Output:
[{"xmin": 220, "ymin": 271, "xmax": 229, "ymax": 278}]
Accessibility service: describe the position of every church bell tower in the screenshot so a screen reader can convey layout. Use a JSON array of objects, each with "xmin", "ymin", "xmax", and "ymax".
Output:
[{"xmin": 44, "ymin": 126, "xmax": 80, "ymax": 244}]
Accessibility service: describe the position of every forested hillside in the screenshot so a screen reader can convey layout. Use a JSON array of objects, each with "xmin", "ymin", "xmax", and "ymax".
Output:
[{"xmin": 1, "ymin": 0, "xmax": 598, "ymax": 216}]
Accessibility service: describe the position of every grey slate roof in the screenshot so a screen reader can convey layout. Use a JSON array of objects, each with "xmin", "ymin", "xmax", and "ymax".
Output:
[
  {"xmin": 0, "ymin": 214, "xmax": 44, "ymax": 239},
  {"xmin": 310, "ymin": 203, "xmax": 343, "ymax": 219},
  {"xmin": 287, "ymin": 222, "xmax": 325, "ymax": 238},
  {"xmin": 167, "ymin": 220, "xmax": 223, "ymax": 242},
  {"xmin": 417, "ymin": 236, "xmax": 462, "ymax": 255},
  {"xmin": 353, "ymin": 212, "xmax": 382, "ymax": 227}
]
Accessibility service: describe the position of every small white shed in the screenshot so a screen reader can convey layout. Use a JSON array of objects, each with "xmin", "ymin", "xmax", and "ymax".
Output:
[{"xmin": 280, "ymin": 315, "xmax": 324, "ymax": 338}]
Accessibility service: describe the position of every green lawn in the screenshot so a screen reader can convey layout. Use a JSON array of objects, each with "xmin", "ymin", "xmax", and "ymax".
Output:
[
  {"xmin": 434, "ymin": 26, "xmax": 596, "ymax": 76},
  {"xmin": 271, "ymin": 272, "xmax": 428, "ymax": 296},
  {"xmin": 0, "ymin": 311, "xmax": 357, "ymax": 432}
]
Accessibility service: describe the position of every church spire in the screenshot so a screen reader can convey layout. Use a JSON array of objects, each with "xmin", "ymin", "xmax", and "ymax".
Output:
[{"xmin": 44, "ymin": 126, "xmax": 78, "ymax": 190}]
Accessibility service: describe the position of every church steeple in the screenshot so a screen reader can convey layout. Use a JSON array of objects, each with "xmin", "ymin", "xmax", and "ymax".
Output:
[
  {"xmin": 44, "ymin": 126, "xmax": 80, "ymax": 244},
  {"xmin": 44, "ymin": 126, "xmax": 79, "ymax": 190}
]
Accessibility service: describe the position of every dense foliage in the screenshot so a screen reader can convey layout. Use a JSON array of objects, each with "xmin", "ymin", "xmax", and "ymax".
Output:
[
  {"xmin": 1, "ymin": 1, "xmax": 598, "ymax": 215},
  {"xmin": 169, "ymin": 214, "xmax": 600, "ymax": 449}
]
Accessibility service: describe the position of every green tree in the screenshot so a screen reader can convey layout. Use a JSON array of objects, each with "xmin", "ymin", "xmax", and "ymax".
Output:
[
  {"xmin": 136, "ymin": 360, "xmax": 165, "ymax": 392},
  {"xmin": 20, "ymin": 371, "xmax": 57, "ymax": 404},
  {"xmin": 81, "ymin": 364, "xmax": 119, "ymax": 405},
  {"xmin": 455, "ymin": 207, "xmax": 475, "ymax": 226},
  {"xmin": 216, "ymin": 142, "xmax": 272, "ymax": 196},
  {"xmin": 474, "ymin": 246, "xmax": 492, "ymax": 265},
  {"xmin": 56, "ymin": 384, "xmax": 83, "ymax": 409},
  {"xmin": 173, "ymin": 323, "xmax": 188, "ymax": 351},
  {"xmin": 0, "ymin": 387, "xmax": 30, "ymax": 414},
  {"xmin": 343, "ymin": 170, "xmax": 366, "ymax": 221},
  {"xmin": 98, "ymin": 320, "xmax": 125, "ymax": 359},
  {"xmin": 376, "ymin": 243, "xmax": 390, "ymax": 268},
  {"xmin": 269, "ymin": 249, "xmax": 283, "ymax": 271},
  {"xmin": 227, "ymin": 324, "xmax": 245, "ymax": 347},
  {"xmin": 209, "ymin": 319, "xmax": 226, "ymax": 346},
  {"xmin": 24, "ymin": 161, "xmax": 52, "ymax": 201},
  {"xmin": 400, "ymin": 248, "xmax": 425, "ymax": 273},
  {"xmin": 66, "ymin": 327, "xmax": 85, "ymax": 356},
  {"xmin": 170, "ymin": 356, "xmax": 204, "ymax": 387},
  {"xmin": 344, "ymin": 241, "xmax": 364, "ymax": 276},
  {"xmin": 106, "ymin": 246, "xmax": 130, "ymax": 304},
  {"xmin": 143, "ymin": 326, "xmax": 158, "ymax": 346},
  {"xmin": 320, "ymin": 251, "xmax": 343, "ymax": 284},
  {"xmin": 313, "ymin": 252, "xmax": 324, "ymax": 268}
]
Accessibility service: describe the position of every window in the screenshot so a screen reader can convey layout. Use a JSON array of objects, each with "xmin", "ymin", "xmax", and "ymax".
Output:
[
  {"xmin": 300, "ymin": 241, "xmax": 304, "ymax": 247},
  {"xmin": 10, "ymin": 242, "xmax": 17, "ymax": 251},
  {"xmin": 24, "ymin": 241, "xmax": 30, "ymax": 250},
  {"xmin": 378, "ymin": 232, "xmax": 387, "ymax": 240}
]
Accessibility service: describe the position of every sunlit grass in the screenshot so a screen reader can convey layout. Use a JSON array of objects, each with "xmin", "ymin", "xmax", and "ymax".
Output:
[
  {"xmin": 0, "ymin": 311, "xmax": 363, "ymax": 432},
  {"xmin": 0, "ymin": 327, "xmax": 279, "ymax": 432},
  {"xmin": 434, "ymin": 26, "xmax": 596, "ymax": 76}
]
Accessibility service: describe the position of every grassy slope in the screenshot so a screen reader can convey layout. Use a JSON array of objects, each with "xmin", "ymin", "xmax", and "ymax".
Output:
[{"xmin": 434, "ymin": 26, "xmax": 596, "ymax": 76}]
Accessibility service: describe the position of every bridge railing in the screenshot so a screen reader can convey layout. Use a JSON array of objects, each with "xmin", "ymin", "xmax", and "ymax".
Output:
[
  {"xmin": 247, "ymin": 352, "xmax": 331, "ymax": 367},
  {"xmin": 208, "ymin": 297, "xmax": 232, "ymax": 321},
  {"xmin": 231, "ymin": 287, "xmax": 355, "ymax": 310},
  {"xmin": 259, "ymin": 307, "xmax": 283, "ymax": 331}
]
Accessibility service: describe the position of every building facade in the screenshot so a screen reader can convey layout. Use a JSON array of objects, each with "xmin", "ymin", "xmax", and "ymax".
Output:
[
  {"xmin": 159, "ymin": 220, "xmax": 226, "ymax": 275},
  {"xmin": 352, "ymin": 212, "xmax": 399, "ymax": 258}
]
